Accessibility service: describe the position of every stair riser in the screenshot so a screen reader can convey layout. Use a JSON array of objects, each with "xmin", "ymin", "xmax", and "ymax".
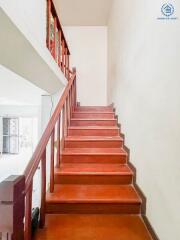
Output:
[
  {"xmin": 68, "ymin": 129, "xmax": 120, "ymax": 136},
  {"xmin": 75, "ymin": 107, "xmax": 114, "ymax": 112},
  {"xmin": 72, "ymin": 113, "xmax": 115, "ymax": 119},
  {"xmin": 55, "ymin": 175, "xmax": 132, "ymax": 185},
  {"xmin": 61, "ymin": 155, "xmax": 127, "ymax": 164},
  {"xmin": 46, "ymin": 203, "xmax": 141, "ymax": 214},
  {"xmin": 70, "ymin": 120, "xmax": 117, "ymax": 127},
  {"xmin": 64, "ymin": 140, "xmax": 123, "ymax": 148}
]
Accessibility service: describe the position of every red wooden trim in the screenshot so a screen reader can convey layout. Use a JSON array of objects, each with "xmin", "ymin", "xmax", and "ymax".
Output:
[
  {"xmin": 47, "ymin": 0, "xmax": 51, "ymax": 49},
  {"xmin": 68, "ymin": 92, "xmax": 71, "ymax": 126},
  {"xmin": 50, "ymin": 129, "xmax": 55, "ymax": 193},
  {"xmin": 53, "ymin": 17, "xmax": 57, "ymax": 60},
  {"xmin": 24, "ymin": 70, "xmax": 76, "ymax": 193},
  {"xmin": 65, "ymin": 98, "xmax": 68, "ymax": 132},
  {"xmin": 49, "ymin": 0, "xmax": 70, "ymax": 54},
  {"xmin": 69, "ymin": 86, "xmax": 72, "ymax": 117},
  {"xmin": 67, "ymin": 54, "xmax": 70, "ymax": 79},
  {"xmin": 65, "ymin": 48, "xmax": 68, "ymax": 77},
  {"xmin": 62, "ymin": 105, "xmax": 65, "ymax": 149},
  {"xmin": 62, "ymin": 40, "xmax": 65, "ymax": 73},
  {"xmin": 24, "ymin": 182, "xmax": 33, "ymax": 240},
  {"xmin": 46, "ymin": 0, "xmax": 71, "ymax": 79},
  {"xmin": 56, "ymin": 114, "xmax": 61, "ymax": 167},
  {"xmin": 58, "ymin": 30, "xmax": 62, "ymax": 67},
  {"xmin": 39, "ymin": 149, "xmax": 46, "ymax": 228}
]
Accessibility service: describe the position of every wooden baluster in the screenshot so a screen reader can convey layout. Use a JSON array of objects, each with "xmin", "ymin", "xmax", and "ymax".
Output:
[
  {"xmin": 67, "ymin": 53, "xmax": 70, "ymax": 80},
  {"xmin": 62, "ymin": 105, "xmax": 65, "ymax": 149},
  {"xmin": 65, "ymin": 48, "xmax": 68, "ymax": 78},
  {"xmin": 25, "ymin": 182, "xmax": 33, "ymax": 240},
  {"xmin": 69, "ymin": 87, "xmax": 72, "ymax": 117},
  {"xmin": 53, "ymin": 17, "xmax": 57, "ymax": 60},
  {"xmin": 50, "ymin": 129, "xmax": 55, "ymax": 193},
  {"xmin": 73, "ymin": 80, "xmax": 75, "ymax": 111},
  {"xmin": 71, "ymin": 81, "xmax": 74, "ymax": 112},
  {"xmin": 62, "ymin": 39, "xmax": 65, "ymax": 73},
  {"xmin": 58, "ymin": 30, "xmax": 62, "ymax": 67},
  {"xmin": 56, "ymin": 114, "xmax": 61, "ymax": 167},
  {"xmin": 47, "ymin": 0, "xmax": 51, "ymax": 49},
  {"xmin": 74, "ymin": 69, "xmax": 77, "ymax": 107},
  {"xmin": 65, "ymin": 98, "xmax": 69, "ymax": 131},
  {"xmin": 39, "ymin": 149, "xmax": 46, "ymax": 228},
  {"xmin": 68, "ymin": 92, "xmax": 71, "ymax": 125}
]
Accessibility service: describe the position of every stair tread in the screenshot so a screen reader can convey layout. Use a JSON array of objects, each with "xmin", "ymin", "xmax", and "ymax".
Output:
[
  {"xmin": 65, "ymin": 136, "xmax": 123, "ymax": 141},
  {"xmin": 55, "ymin": 164, "xmax": 133, "ymax": 175},
  {"xmin": 46, "ymin": 184, "xmax": 141, "ymax": 203},
  {"xmin": 62, "ymin": 148, "xmax": 127, "ymax": 155},
  {"xmin": 68, "ymin": 126, "xmax": 119, "ymax": 129},
  {"xmin": 71, "ymin": 118, "xmax": 116, "ymax": 121},
  {"xmin": 34, "ymin": 214, "xmax": 152, "ymax": 240},
  {"xmin": 75, "ymin": 106, "xmax": 113, "ymax": 110},
  {"xmin": 73, "ymin": 111, "xmax": 114, "ymax": 114}
]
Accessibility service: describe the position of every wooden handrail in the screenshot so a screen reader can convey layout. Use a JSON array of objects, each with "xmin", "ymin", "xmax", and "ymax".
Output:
[
  {"xmin": 0, "ymin": 2, "xmax": 76, "ymax": 239},
  {"xmin": 0, "ymin": 69, "xmax": 77, "ymax": 240},
  {"xmin": 24, "ymin": 70, "xmax": 76, "ymax": 193},
  {"xmin": 23, "ymin": 68, "xmax": 76, "ymax": 240}
]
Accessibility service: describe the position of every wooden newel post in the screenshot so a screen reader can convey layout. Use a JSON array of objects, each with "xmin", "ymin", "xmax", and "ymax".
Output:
[{"xmin": 0, "ymin": 176, "xmax": 25, "ymax": 240}]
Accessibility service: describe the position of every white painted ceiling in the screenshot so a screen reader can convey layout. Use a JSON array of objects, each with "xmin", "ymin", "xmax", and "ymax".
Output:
[
  {"xmin": 53, "ymin": 0, "xmax": 113, "ymax": 26},
  {"xmin": 0, "ymin": 65, "xmax": 45, "ymax": 106}
]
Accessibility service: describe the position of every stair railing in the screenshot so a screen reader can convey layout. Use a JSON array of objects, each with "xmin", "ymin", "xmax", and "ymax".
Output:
[
  {"xmin": 0, "ymin": 69, "xmax": 77, "ymax": 240},
  {"xmin": 47, "ymin": 0, "xmax": 70, "ymax": 79}
]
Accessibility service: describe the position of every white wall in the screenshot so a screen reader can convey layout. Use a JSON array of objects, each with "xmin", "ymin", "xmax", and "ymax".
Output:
[
  {"xmin": 0, "ymin": 1, "xmax": 67, "ymax": 94},
  {"xmin": 0, "ymin": 0, "xmax": 46, "ymax": 48},
  {"xmin": 63, "ymin": 27, "xmax": 107, "ymax": 106},
  {"xmin": 108, "ymin": 1, "xmax": 180, "ymax": 239}
]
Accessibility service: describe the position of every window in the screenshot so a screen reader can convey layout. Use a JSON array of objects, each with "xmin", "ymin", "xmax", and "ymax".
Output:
[{"xmin": 2, "ymin": 117, "xmax": 19, "ymax": 154}]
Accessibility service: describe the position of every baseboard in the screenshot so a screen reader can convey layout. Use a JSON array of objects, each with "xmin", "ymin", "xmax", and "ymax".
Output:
[
  {"xmin": 142, "ymin": 215, "xmax": 160, "ymax": 240},
  {"xmin": 122, "ymin": 144, "xmax": 159, "ymax": 239}
]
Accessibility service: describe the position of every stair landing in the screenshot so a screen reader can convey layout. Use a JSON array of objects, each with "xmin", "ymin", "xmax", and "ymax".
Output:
[{"xmin": 34, "ymin": 214, "xmax": 152, "ymax": 240}]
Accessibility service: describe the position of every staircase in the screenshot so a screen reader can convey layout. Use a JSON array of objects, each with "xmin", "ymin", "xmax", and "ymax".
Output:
[{"xmin": 34, "ymin": 105, "xmax": 153, "ymax": 240}]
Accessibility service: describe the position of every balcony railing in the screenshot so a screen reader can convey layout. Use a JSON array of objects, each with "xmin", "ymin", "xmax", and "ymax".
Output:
[{"xmin": 47, "ymin": 0, "xmax": 70, "ymax": 79}]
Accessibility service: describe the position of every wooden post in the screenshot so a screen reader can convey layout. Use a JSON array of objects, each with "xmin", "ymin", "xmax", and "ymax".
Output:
[
  {"xmin": 62, "ymin": 105, "xmax": 65, "ymax": 149},
  {"xmin": 65, "ymin": 48, "xmax": 68, "ymax": 78},
  {"xmin": 56, "ymin": 115, "xmax": 61, "ymax": 167},
  {"xmin": 39, "ymin": 149, "xmax": 46, "ymax": 228},
  {"xmin": 0, "ymin": 176, "xmax": 25, "ymax": 240},
  {"xmin": 47, "ymin": 0, "xmax": 51, "ymax": 49},
  {"xmin": 50, "ymin": 129, "xmax": 55, "ymax": 193},
  {"xmin": 61, "ymin": 40, "xmax": 65, "ymax": 73},
  {"xmin": 67, "ymin": 54, "xmax": 70, "ymax": 80},
  {"xmin": 73, "ymin": 68, "xmax": 77, "ymax": 107},
  {"xmin": 58, "ymin": 31, "xmax": 62, "ymax": 67},
  {"xmin": 53, "ymin": 17, "xmax": 57, "ymax": 60},
  {"xmin": 25, "ymin": 182, "xmax": 33, "ymax": 240}
]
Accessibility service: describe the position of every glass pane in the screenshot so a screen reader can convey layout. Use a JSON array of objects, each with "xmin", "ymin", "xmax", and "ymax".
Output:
[
  {"xmin": 3, "ymin": 118, "xmax": 10, "ymax": 135},
  {"xmin": 3, "ymin": 136, "xmax": 10, "ymax": 153},
  {"xmin": 10, "ymin": 136, "xmax": 19, "ymax": 154},
  {"xmin": 10, "ymin": 118, "xmax": 19, "ymax": 136}
]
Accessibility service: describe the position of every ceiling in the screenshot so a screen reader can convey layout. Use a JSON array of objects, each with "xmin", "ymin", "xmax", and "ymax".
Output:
[
  {"xmin": 0, "ymin": 65, "xmax": 45, "ymax": 106},
  {"xmin": 53, "ymin": 0, "xmax": 113, "ymax": 26}
]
